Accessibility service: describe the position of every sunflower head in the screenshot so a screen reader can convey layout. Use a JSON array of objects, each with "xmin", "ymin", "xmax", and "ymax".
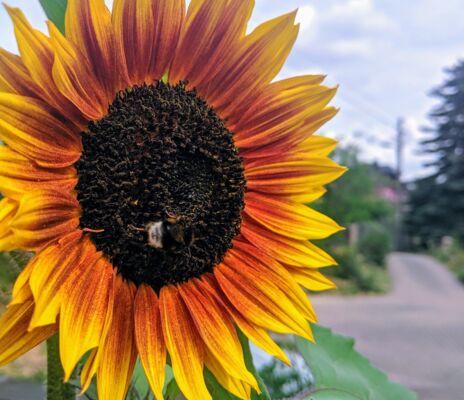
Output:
[{"xmin": 0, "ymin": 1, "xmax": 345, "ymax": 399}]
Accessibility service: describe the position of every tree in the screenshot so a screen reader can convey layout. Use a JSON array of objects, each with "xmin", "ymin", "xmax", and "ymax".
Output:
[{"xmin": 406, "ymin": 60, "xmax": 464, "ymax": 245}]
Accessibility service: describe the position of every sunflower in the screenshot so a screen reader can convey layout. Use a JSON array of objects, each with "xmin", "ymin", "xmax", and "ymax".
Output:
[{"xmin": 0, "ymin": 0, "xmax": 345, "ymax": 399}]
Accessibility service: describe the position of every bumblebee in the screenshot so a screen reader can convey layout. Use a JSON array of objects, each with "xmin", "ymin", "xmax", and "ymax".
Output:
[{"xmin": 146, "ymin": 214, "xmax": 195, "ymax": 252}]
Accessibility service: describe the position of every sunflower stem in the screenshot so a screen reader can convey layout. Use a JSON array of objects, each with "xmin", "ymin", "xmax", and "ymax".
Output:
[{"xmin": 47, "ymin": 334, "xmax": 76, "ymax": 400}]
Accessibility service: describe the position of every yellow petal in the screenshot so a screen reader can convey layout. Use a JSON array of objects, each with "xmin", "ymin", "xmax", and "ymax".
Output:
[
  {"xmin": 11, "ymin": 190, "xmax": 80, "ymax": 251},
  {"xmin": 205, "ymin": 349, "xmax": 252, "ymax": 400},
  {"xmin": 200, "ymin": 274, "xmax": 290, "ymax": 365},
  {"xmin": 48, "ymin": 22, "xmax": 109, "ymax": 121},
  {"xmin": 59, "ymin": 257, "xmax": 114, "ymax": 380},
  {"xmin": 0, "ymin": 197, "xmax": 18, "ymax": 252},
  {"xmin": 97, "ymin": 276, "xmax": 137, "ymax": 400},
  {"xmin": 288, "ymin": 266, "xmax": 337, "ymax": 292},
  {"xmin": 0, "ymin": 146, "xmax": 77, "ymax": 201},
  {"xmin": 240, "ymin": 215, "xmax": 337, "ymax": 268},
  {"xmin": 179, "ymin": 280, "xmax": 258, "ymax": 389},
  {"xmin": 134, "ymin": 285, "xmax": 166, "ymax": 400},
  {"xmin": 0, "ymin": 300, "xmax": 56, "ymax": 367},
  {"xmin": 160, "ymin": 285, "xmax": 211, "ymax": 400},
  {"xmin": 29, "ymin": 233, "xmax": 95, "ymax": 328},
  {"xmin": 0, "ymin": 93, "xmax": 82, "ymax": 168},
  {"xmin": 245, "ymin": 192, "xmax": 343, "ymax": 241}
]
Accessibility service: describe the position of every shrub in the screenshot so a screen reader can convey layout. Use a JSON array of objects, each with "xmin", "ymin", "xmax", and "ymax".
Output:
[{"xmin": 357, "ymin": 223, "xmax": 392, "ymax": 267}]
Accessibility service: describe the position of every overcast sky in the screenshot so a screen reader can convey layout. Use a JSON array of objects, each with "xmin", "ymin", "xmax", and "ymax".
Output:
[{"xmin": 1, "ymin": 0, "xmax": 462, "ymax": 181}]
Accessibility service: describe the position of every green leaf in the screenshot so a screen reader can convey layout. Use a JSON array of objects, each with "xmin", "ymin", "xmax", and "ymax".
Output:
[
  {"xmin": 296, "ymin": 325, "xmax": 417, "ymax": 400},
  {"xmin": 39, "ymin": 0, "xmax": 67, "ymax": 33},
  {"xmin": 237, "ymin": 329, "xmax": 271, "ymax": 400}
]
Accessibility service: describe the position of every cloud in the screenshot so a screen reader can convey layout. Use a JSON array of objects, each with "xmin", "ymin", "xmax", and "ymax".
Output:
[{"xmin": 329, "ymin": 39, "xmax": 371, "ymax": 56}]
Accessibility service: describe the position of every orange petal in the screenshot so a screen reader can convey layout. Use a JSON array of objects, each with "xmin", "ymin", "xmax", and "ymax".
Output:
[
  {"xmin": 228, "ymin": 241, "xmax": 317, "ymax": 323},
  {"xmin": 215, "ymin": 260, "xmax": 313, "ymax": 340},
  {"xmin": 179, "ymin": 280, "xmax": 258, "ymax": 389},
  {"xmin": 4, "ymin": 6, "xmax": 84, "ymax": 126},
  {"xmin": 204, "ymin": 12, "xmax": 299, "ymax": 120},
  {"xmin": 59, "ymin": 257, "xmax": 114, "ymax": 380},
  {"xmin": 245, "ymin": 156, "xmax": 346, "ymax": 196},
  {"xmin": 48, "ymin": 22, "xmax": 110, "ymax": 121},
  {"xmin": 0, "ymin": 93, "xmax": 82, "ymax": 168},
  {"xmin": 287, "ymin": 266, "xmax": 337, "ymax": 291},
  {"xmin": 244, "ymin": 192, "xmax": 343, "ymax": 240},
  {"xmin": 0, "ymin": 48, "xmax": 42, "ymax": 97},
  {"xmin": 66, "ymin": 0, "xmax": 127, "ymax": 98},
  {"xmin": 0, "ymin": 197, "xmax": 18, "ymax": 252},
  {"xmin": 240, "ymin": 215, "xmax": 337, "ymax": 268},
  {"xmin": 160, "ymin": 285, "xmax": 211, "ymax": 400},
  {"xmin": 97, "ymin": 276, "xmax": 137, "ymax": 400},
  {"xmin": 134, "ymin": 285, "xmax": 166, "ymax": 400},
  {"xmin": 0, "ymin": 146, "xmax": 77, "ymax": 200},
  {"xmin": 29, "ymin": 232, "xmax": 97, "ymax": 328},
  {"xmin": 233, "ymin": 79, "xmax": 336, "ymax": 148},
  {"xmin": 80, "ymin": 348, "xmax": 99, "ymax": 394},
  {"xmin": 0, "ymin": 300, "xmax": 56, "ymax": 367},
  {"xmin": 113, "ymin": 0, "xmax": 184, "ymax": 85},
  {"xmin": 239, "ymin": 107, "xmax": 339, "ymax": 160},
  {"xmin": 199, "ymin": 274, "xmax": 290, "ymax": 365},
  {"xmin": 170, "ymin": 0, "xmax": 252, "ymax": 87},
  {"xmin": 205, "ymin": 349, "xmax": 252, "ymax": 400},
  {"xmin": 10, "ymin": 190, "xmax": 80, "ymax": 251}
]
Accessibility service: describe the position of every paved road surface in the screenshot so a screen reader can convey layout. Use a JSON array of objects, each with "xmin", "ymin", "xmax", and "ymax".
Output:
[{"xmin": 313, "ymin": 253, "xmax": 464, "ymax": 400}]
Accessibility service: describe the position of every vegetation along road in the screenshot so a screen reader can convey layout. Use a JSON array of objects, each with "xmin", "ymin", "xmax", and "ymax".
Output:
[{"xmin": 313, "ymin": 253, "xmax": 464, "ymax": 400}]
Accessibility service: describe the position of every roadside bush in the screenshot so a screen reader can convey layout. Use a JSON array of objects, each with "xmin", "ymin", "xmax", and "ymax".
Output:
[
  {"xmin": 326, "ymin": 246, "xmax": 388, "ymax": 293},
  {"xmin": 358, "ymin": 223, "xmax": 392, "ymax": 267},
  {"xmin": 433, "ymin": 241, "xmax": 464, "ymax": 284}
]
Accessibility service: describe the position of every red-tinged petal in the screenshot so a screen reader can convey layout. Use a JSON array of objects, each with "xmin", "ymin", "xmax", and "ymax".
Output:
[
  {"xmin": 97, "ymin": 277, "xmax": 137, "ymax": 400},
  {"xmin": 134, "ymin": 285, "xmax": 166, "ymax": 400},
  {"xmin": 0, "ymin": 300, "xmax": 56, "ymax": 367},
  {"xmin": 160, "ymin": 285, "xmax": 211, "ymax": 400},
  {"xmin": 66, "ymin": 0, "xmax": 128, "ymax": 98},
  {"xmin": 59, "ymin": 257, "xmax": 114, "ymax": 380},
  {"xmin": 244, "ymin": 192, "xmax": 343, "ymax": 240},
  {"xmin": 227, "ymin": 242, "xmax": 317, "ymax": 323},
  {"xmin": 0, "ymin": 146, "xmax": 77, "ymax": 200},
  {"xmin": 80, "ymin": 348, "xmax": 98, "ymax": 394},
  {"xmin": 0, "ymin": 48, "xmax": 42, "ymax": 97},
  {"xmin": 204, "ymin": 12, "xmax": 299, "ymax": 121},
  {"xmin": 205, "ymin": 349, "xmax": 252, "ymax": 400},
  {"xmin": 48, "ymin": 22, "xmax": 110, "ymax": 121},
  {"xmin": 113, "ymin": 0, "xmax": 184, "ymax": 85},
  {"xmin": 10, "ymin": 190, "xmax": 80, "ymax": 251},
  {"xmin": 29, "ymin": 233, "xmax": 97, "ymax": 328},
  {"xmin": 240, "ymin": 107, "xmax": 339, "ymax": 160},
  {"xmin": 0, "ymin": 197, "xmax": 18, "ymax": 252},
  {"xmin": 170, "ymin": 0, "xmax": 252, "ymax": 88},
  {"xmin": 0, "ymin": 93, "xmax": 82, "ymax": 168},
  {"xmin": 233, "ymin": 80, "xmax": 337, "ymax": 148},
  {"xmin": 289, "ymin": 187, "xmax": 327, "ymax": 204},
  {"xmin": 4, "ymin": 6, "xmax": 85, "ymax": 126},
  {"xmin": 179, "ymin": 280, "xmax": 258, "ymax": 389},
  {"xmin": 287, "ymin": 266, "xmax": 337, "ymax": 292},
  {"xmin": 245, "ymin": 157, "xmax": 346, "ymax": 196},
  {"xmin": 199, "ymin": 274, "xmax": 290, "ymax": 365},
  {"xmin": 215, "ymin": 262, "xmax": 313, "ymax": 341},
  {"xmin": 240, "ymin": 215, "xmax": 337, "ymax": 268}
]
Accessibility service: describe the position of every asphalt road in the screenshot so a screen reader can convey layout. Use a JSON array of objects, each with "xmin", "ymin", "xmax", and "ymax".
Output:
[{"xmin": 312, "ymin": 253, "xmax": 464, "ymax": 400}]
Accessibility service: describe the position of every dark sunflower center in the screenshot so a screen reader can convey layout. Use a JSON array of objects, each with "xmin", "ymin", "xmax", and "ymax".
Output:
[{"xmin": 75, "ymin": 82, "xmax": 245, "ymax": 290}]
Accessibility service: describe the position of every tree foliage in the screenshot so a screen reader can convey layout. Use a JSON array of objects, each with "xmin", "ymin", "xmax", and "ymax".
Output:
[{"xmin": 406, "ymin": 61, "xmax": 464, "ymax": 246}]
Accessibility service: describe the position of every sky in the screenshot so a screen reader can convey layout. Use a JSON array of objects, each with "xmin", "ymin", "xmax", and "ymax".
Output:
[{"xmin": 0, "ymin": 0, "xmax": 463, "ymax": 181}]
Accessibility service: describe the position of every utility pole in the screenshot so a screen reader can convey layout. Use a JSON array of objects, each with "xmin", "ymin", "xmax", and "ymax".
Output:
[{"xmin": 395, "ymin": 118, "xmax": 406, "ymax": 250}]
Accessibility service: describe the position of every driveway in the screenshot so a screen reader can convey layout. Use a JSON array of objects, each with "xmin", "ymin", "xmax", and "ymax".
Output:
[{"xmin": 312, "ymin": 253, "xmax": 464, "ymax": 400}]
